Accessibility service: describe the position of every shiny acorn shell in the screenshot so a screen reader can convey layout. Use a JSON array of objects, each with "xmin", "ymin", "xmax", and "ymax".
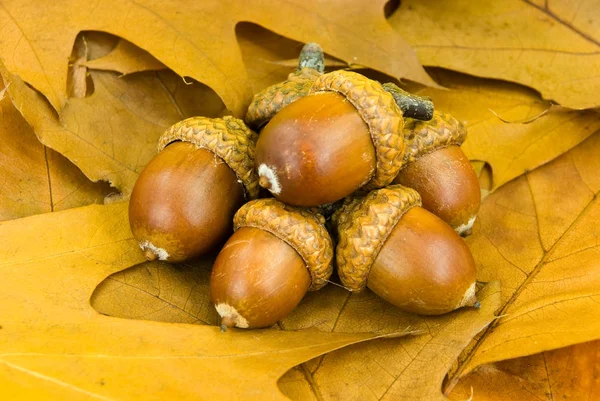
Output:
[
  {"xmin": 233, "ymin": 198, "xmax": 334, "ymax": 291},
  {"xmin": 309, "ymin": 70, "xmax": 406, "ymax": 192},
  {"xmin": 158, "ymin": 115, "xmax": 260, "ymax": 200}
]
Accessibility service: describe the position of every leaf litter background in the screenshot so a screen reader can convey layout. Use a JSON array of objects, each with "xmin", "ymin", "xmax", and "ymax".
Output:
[{"xmin": 1, "ymin": 0, "xmax": 599, "ymax": 400}]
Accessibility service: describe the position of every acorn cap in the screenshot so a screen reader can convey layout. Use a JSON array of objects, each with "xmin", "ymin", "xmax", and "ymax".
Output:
[
  {"xmin": 402, "ymin": 111, "xmax": 467, "ymax": 166},
  {"xmin": 158, "ymin": 116, "xmax": 260, "ymax": 200},
  {"xmin": 234, "ymin": 198, "xmax": 333, "ymax": 291},
  {"xmin": 245, "ymin": 68, "xmax": 322, "ymax": 130},
  {"xmin": 334, "ymin": 185, "xmax": 422, "ymax": 291},
  {"xmin": 310, "ymin": 70, "xmax": 406, "ymax": 191}
]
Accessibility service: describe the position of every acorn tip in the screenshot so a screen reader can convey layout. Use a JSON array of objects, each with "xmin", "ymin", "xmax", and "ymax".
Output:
[
  {"xmin": 220, "ymin": 316, "xmax": 235, "ymax": 332},
  {"xmin": 259, "ymin": 175, "xmax": 271, "ymax": 190},
  {"xmin": 144, "ymin": 248, "xmax": 158, "ymax": 261}
]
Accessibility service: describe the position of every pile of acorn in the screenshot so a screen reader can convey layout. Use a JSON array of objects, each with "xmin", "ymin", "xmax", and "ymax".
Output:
[{"xmin": 128, "ymin": 43, "xmax": 481, "ymax": 330}]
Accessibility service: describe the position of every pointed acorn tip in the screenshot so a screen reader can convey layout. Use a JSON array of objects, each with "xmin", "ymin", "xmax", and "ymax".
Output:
[
  {"xmin": 460, "ymin": 227, "xmax": 473, "ymax": 237},
  {"xmin": 220, "ymin": 316, "xmax": 235, "ymax": 332},
  {"xmin": 259, "ymin": 175, "xmax": 271, "ymax": 190},
  {"xmin": 144, "ymin": 248, "xmax": 158, "ymax": 261},
  {"xmin": 457, "ymin": 282, "xmax": 478, "ymax": 309}
]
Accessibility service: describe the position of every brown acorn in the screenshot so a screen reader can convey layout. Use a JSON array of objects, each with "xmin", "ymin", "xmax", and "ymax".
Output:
[
  {"xmin": 255, "ymin": 70, "xmax": 407, "ymax": 207},
  {"xmin": 334, "ymin": 185, "xmax": 478, "ymax": 315},
  {"xmin": 392, "ymin": 111, "xmax": 481, "ymax": 236},
  {"xmin": 210, "ymin": 198, "xmax": 333, "ymax": 329},
  {"xmin": 128, "ymin": 116, "xmax": 259, "ymax": 263},
  {"xmin": 245, "ymin": 42, "xmax": 325, "ymax": 131}
]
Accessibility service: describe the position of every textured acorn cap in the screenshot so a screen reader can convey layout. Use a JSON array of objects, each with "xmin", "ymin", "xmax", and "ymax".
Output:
[
  {"xmin": 245, "ymin": 68, "xmax": 322, "ymax": 130},
  {"xmin": 402, "ymin": 111, "xmax": 467, "ymax": 166},
  {"xmin": 158, "ymin": 116, "xmax": 260, "ymax": 200},
  {"xmin": 310, "ymin": 70, "xmax": 406, "ymax": 191},
  {"xmin": 234, "ymin": 198, "xmax": 333, "ymax": 291},
  {"xmin": 334, "ymin": 185, "xmax": 422, "ymax": 291}
]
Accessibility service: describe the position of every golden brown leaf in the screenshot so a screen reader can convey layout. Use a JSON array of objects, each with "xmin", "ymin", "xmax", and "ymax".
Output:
[
  {"xmin": 445, "ymin": 130, "xmax": 600, "ymax": 387},
  {"xmin": 0, "ymin": 83, "xmax": 111, "ymax": 221},
  {"xmin": 389, "ymin": 0, "xmax": 600, "ymax": 109},
  {"xmin": 405, "ymin": 69, "xmax": 600, "ymax": 190},
  {"xmin": 279, "ymin": 283, "xmax": 500, "ymax": 401},
  {"xmin": 0, "ymin": 202, "xmax": 403, "ymax": 400},
  {"xmin": 1, "ymin": 65, "xmax": 226, "ymax": 195},
  {"xmin": 92, "ymin": 241, "xmax": 500, "ymax": 401},
  {"xmin": 450, "ymin": 340, "xmax": 600, "ymax": 400},
  {"xmin": 236, "ymin": 23, "xmax": 347, "ymax": 95},
  {"xmin": 0, "ymin": 0, "xmax": 434, "ymax": 116},
  {"xmin": 84, "ymin": 38, "xmax": 167, "ymax": 75},
  {"xmin": 92, "ymin": 260, "xmax": 218, "ymax": 325}
]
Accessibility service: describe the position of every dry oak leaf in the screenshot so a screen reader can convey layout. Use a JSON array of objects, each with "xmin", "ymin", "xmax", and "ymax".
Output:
[
  {"xmin": 90, "ymin": 240, "xmax": 501, "ymax": 400},
  {"xmin": 92, "ymin": 259, "xmax": 219, "ymax": 326},
  {"xmin": 236, "ymin": 23, "xmax": 347, "ymax": 96},
  {"xmin": 389, "ymin": 0, "xmax": 600, "ymax": 109},
  {"xmin": 83, "ymin": 38, "xmax": 167, "ymax": 76},
  {"xmin": 0, "ymin": 202, "xmax": 404, "ymax": 400},
  {"xmin": 0, "ymin": 0, "xmax": 434, "ymax": 116},
  {"xmin": 444, "ymin": 129, "xmax": 600, "ymax": 389},
  {"xmin": 81, "ymin": 24, "xmax": 328, "ymax": 93},
  {"xmin": 404, "ymin": 69, "xmax": 600, "ymax": 191},
  {"xmin": 276, "ymin": 283, "xmax": 500, "ymax": 401},
  {"xmin": 450, "ymin": 339, "xmax": 600, "ymax": 400},
  {"xmin": 0, "ymin": 82, "xmax": 111, "ymax": 221},
  {"xmin": 1, "ymin": 64, "xmax": 226, "ymax": 196}
]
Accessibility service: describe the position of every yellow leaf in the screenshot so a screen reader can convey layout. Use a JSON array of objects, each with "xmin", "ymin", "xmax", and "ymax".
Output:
[
  {"xmin": 92, "ymin": 232, "xmax": 500, "ymax": 401},
  {"xmin": 84, "ymin": 38, "xmax": 167, "ymax": 75},
  {"xmin": 446, "ymin": 130, "xmax": 600, "ymax": 386},
  {"xmin": 92, "ymin": 260, "xmax": 218, "ymax": 325},
  {"xmin": 279, "ymin": 283, "xmax": 500, "ymax": 401},
  {"xmin": 450, "ymin": 340, "xmax": 600, "ymax": 400},
  {"xmin": 236, "ymin": 23, "xmax": 347, "ymax": 95},
  {"xmin": 0, "ymin": 202, "xmax": 403, "ymax": 400},
  {"xmin": 0, "ymin": 0, "xmax": 434, "ymax": 116},
  {"xmin": 389, "ymin": 0, "xmax": 600, "ymax": 109},
  {"xmin": 0, "ymin": 83, "xmax": 111, "ymax": 220},
  {"xmin": 1, "ymin": 64, "xmax": 226, "ymax": 195}
]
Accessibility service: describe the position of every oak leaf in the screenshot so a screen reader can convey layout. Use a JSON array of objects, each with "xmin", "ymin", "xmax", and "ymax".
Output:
[
  {"xmin": 448, "ymin": 130, "xmax": 600, "ymax": 384},
  {"xmin": 93, "ymin": 244, "xmax": 500, "ymax": 401},
  {"xmin": 0, "ymin": 82, "xmax": 111, "ymax": 221},
  {"xmin": 0, "ymin": 202, "xmax": 405, "ymax": 400},
  {"xmin": 389, "ymin": 0, "xmax": 600, "ymax": 109},
  {"xmin": 450, "ymin": 340, "xmax": 600, "ymax": 400},
  {"xmin": 0, "ymin": 0, "xmax": 434, "ymax": 116},
  {"xmin": 92, "ymin": 259, "xmax": 218, "ymax": 326},
  {"xmin": 1, "ymin": 64, "xmax": 226, "ymax": 195},
  {"xmin": 83, "ymin": 38, "xmax": 167, "ymax": 76}
]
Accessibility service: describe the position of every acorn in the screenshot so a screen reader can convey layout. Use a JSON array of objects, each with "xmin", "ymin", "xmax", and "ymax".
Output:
[
  {"xmin": 210, "ymin": 198, "xmax": 333, "ymax": 329},
  {"xmin": 245, "ymin": 42, "xmax": 325, "ymax": 131},
  {"xmin": 256, "ymin": 70, "xmax": 408, "ymax": 207},
  {"xmin": 391, "ymin": 111, "xmax": 481, "ymax": 236},
  {"xmin": 334, "ymin": 185, "xmax": 478, "ymax": 315},
  {"xmin": 128, "ymin": 116, "xmax": 259, "ymax": 263}
]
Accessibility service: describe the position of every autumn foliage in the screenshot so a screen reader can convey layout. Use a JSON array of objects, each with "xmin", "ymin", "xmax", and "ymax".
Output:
[{"xmin": 0, "ymin": 0, "xmax": 599, "ymax": 400}]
